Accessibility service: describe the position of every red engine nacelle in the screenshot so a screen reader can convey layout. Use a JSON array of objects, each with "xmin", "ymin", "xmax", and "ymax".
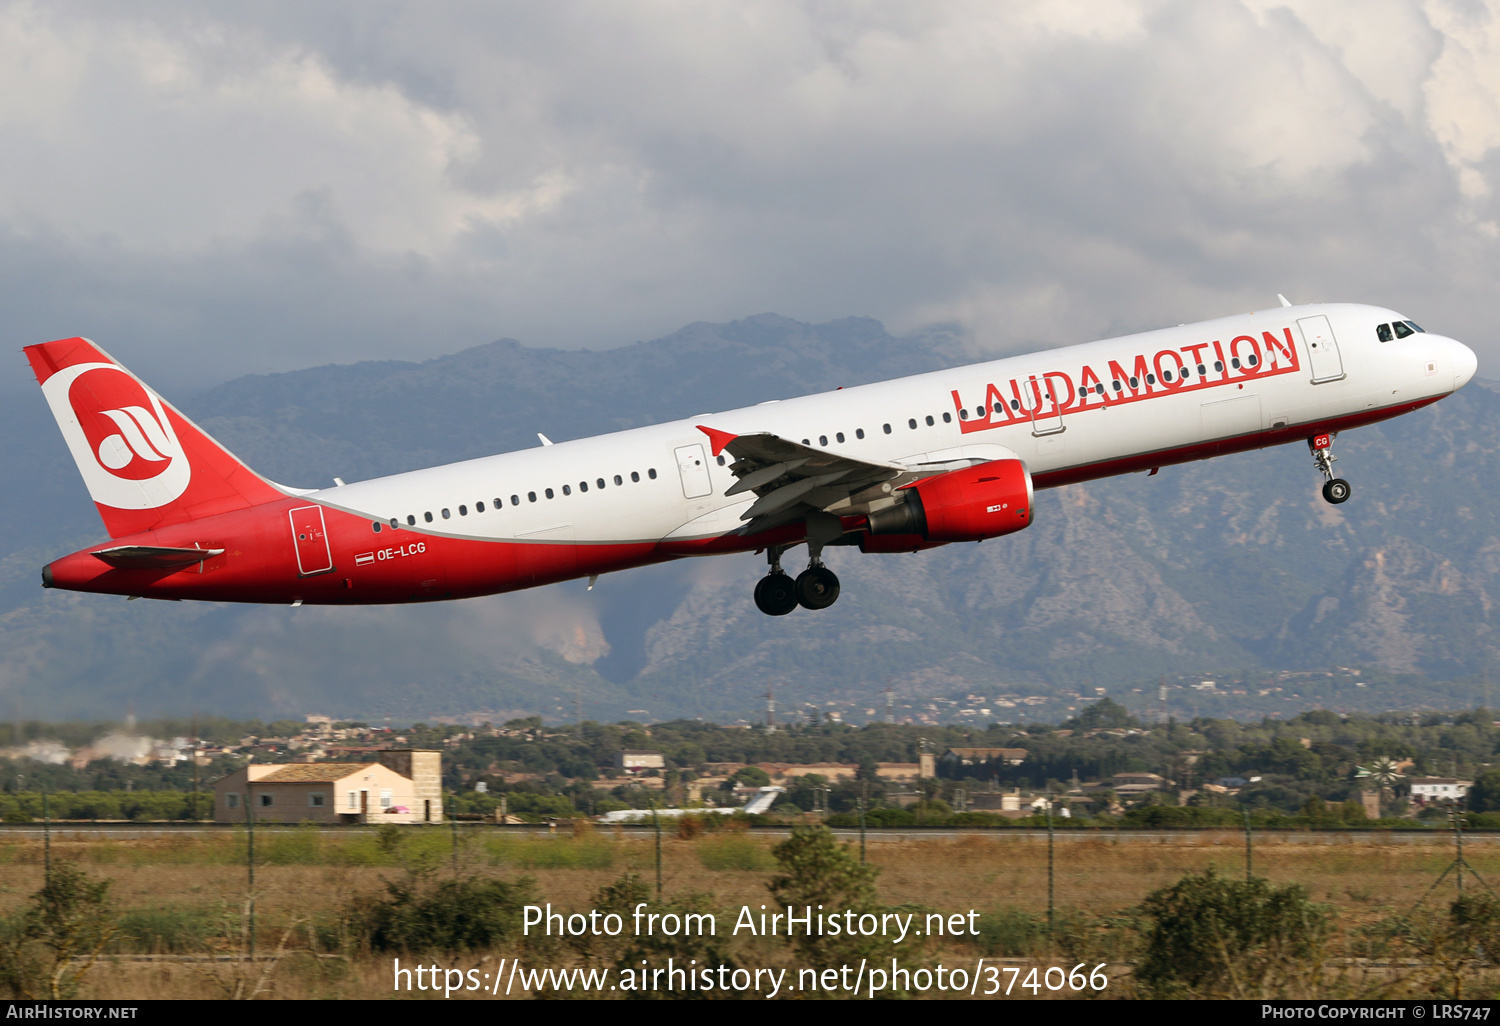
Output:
[{"xmin": 865, "ymin": 458, "xmax": 1033, "ymax": 543}]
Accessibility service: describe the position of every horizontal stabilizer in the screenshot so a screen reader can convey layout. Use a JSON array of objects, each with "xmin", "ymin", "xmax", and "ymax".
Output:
[{"xmin": 90, "ymin": 545, "xmax": 224, "ymax": 570}]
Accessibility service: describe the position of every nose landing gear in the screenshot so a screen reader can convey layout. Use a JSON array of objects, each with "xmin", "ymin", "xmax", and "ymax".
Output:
[{"xmin": 1310, "ymin": 433, "xmax": 1351, "ymax": 504}]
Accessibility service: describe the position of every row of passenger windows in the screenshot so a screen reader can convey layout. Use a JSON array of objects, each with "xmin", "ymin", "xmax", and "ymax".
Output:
[
  {"xmin": 371, "ymin": 468, "xmax": 658, "ymax": 532},
  {"xmin": 1377, "ymin": 320, "xmax": 1424, "ymax": 342},
  {"xmin": 789, "ymin": 356, "xmax": 1260, "ymax": 447}
]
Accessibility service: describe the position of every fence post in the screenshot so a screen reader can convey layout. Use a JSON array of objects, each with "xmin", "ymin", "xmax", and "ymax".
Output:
[
  {"xmin": 652, "ymin": 801, "xmax": 663, "ymax": 902},
  {"xmin": 1243, "ymin": 807, "xmax": 1253, "ymax": 883},
  {"xmin": 1046, "ymin": 802, "xmax": 1055, "ymax": 938}
]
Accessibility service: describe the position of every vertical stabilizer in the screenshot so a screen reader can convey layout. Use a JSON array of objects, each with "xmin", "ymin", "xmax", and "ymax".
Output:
[{"xmin": 25, "ymin": 337, "xmax": 285, "ymax": 538}]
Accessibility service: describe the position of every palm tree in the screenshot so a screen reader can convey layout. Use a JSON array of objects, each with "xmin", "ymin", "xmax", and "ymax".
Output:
[{"xmin": 1357, "ymin": 756, "xmax": 1404, "ymax": 815}]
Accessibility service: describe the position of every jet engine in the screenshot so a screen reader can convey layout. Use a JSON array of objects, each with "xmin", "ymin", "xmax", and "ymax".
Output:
[{"xmin": 864, "ymin": 458, "xmax": 1032, "ymax": 543}]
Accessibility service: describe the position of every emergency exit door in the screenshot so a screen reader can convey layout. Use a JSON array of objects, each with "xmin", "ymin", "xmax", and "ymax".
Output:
[{"xmin": 289, "ymin": 505, "xmax": 334, "ymax": 576}]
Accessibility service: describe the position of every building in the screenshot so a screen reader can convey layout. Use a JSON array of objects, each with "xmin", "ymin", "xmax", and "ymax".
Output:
[
  {"xmin": 1409, "ymin": 778, "xmax": 1472, "ymax": 804},
  {"xmin": 617, "ymin": 751, "xmax": 665, "ymax": 774},
  {"xmin": 943, "ymin": 747, "xmax": 1027, "ymax": 767},
  {"xmin": 213, "ymin": 750, "xmax": 442, "ymax": 824}
]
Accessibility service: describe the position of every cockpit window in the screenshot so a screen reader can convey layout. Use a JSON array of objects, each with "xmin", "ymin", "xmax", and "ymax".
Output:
[
  {"xmin": 1377, "ymin": 323, "xmax": 1393, "ymax": 343},
  {"xmin": 1393, "ymin": 321, "xmax": 1414, "ymax": 339},
  {"xmin": 1405, "ymin": 320, "xmax": 1425, "ymax": 333}
]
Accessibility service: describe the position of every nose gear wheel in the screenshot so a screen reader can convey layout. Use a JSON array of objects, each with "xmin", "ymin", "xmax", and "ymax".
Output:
[{"xmin": 1308, "ymin": 433, "xmax": 1351, "ymax": 505}]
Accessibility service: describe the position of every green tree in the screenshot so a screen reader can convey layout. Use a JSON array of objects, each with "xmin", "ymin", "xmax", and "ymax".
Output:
[
  {"xmin": 1467, "ymin": 768, "xmax": 1500, "ymax": 813},
  {"xmin": 767, "ymin": 825, "xmax": 883, "ymax": 965},
  {"xmin": 0, "ymin": 862, "xmax": 118, "ymax": 998},
  {"xmin": 1135, "ymin": 869, "xmax": 1330, "ymax": 999}
]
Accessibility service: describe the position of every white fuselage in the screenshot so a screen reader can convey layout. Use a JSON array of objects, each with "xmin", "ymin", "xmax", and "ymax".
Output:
[{"xmin": 312, "ymin": 303, "xmax": 1474, "ymax": 551}]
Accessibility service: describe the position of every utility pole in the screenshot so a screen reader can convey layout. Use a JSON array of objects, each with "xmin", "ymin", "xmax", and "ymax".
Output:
[{"xmin": 190, "ymin": 713, "xmax": 200, "ymax": 823}]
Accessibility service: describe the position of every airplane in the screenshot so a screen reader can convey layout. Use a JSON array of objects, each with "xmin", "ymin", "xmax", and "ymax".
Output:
[
  {"xmin": 27, "ymin": 298, "xmax": 1477, "ymax": 616},
  {"xmin": 597, "ymin": 785, "xmax": 785, "ymax": 823}
]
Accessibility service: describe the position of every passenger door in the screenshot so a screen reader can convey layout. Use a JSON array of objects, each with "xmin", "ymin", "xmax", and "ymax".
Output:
[{"xmin": 1297, "ymin": 315, "xmax": 1346, "ymax": 383}]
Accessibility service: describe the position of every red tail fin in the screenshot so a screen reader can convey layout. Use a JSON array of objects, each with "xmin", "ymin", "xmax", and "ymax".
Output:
[{"xmin": 26, "ymin": 337, "xmax": 285, "ymax": 538}]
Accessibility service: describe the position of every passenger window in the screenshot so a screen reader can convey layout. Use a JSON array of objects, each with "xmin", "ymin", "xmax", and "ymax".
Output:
[
  {"xmin": 941, "ymin": 412, "xmax": 951, "ymax": 423},
  {"xmin": 1247, "ymin": 353, "xmax": 1258, "ymax": 366},
  {"xmin": 648, "ymin": 468, "xmax": 657, "ymax": 479},
  {"xmin": 925, "ymin": 415, "xmax": 935, "ymax": 426},
  {"xmin": 715, "ymin": 456, "xmax": 724, "ymax": 466},
  {"xmin": 424, "ymin": 512, "xmax": 433, "ymax": 523},
  {"xmin": 547, "ymin": 488, "xmax": 556, "ymax": 498},
  {"xmin": 599, "ymin": 477, "xmax": 608, "ymax": 487},
  {"xmin": 802, "ymin": 439, "xmax": 810, "ymax": 445},
  {"xmin": 562, "ymin": 485, "xmax": 571, "ymax": 495},
  {"xmin": 1078, "ymin": 387, "xmax": 1087, "ymax": 397},
  {"xmin": 458, "ymin": 505, "xmax": 467, "ymax": 516},
  {"xmin": 528, "ymin": 491, "xmax": 537, "ymax": 502},
  {"xmin": 1011, "ymin": 399, "xmax": 1021, "ymax": 410},
  {"xmin": 1112, "ymin": 380, "xmax": 1122, "ymax": 391},
  {"xmin": 614, "ymin": 475, "xmax": 623, "ymax": 485},
  {"xmin": 510, "ymin": 495, "xmax": 518, "ymax": 505},
  {"xmin": 819, "ymin": 436, "xmax": 827, "ymax": 446},
  {"xmin": 442, "ymin": 508, "xmax": 451, "ymax": 519},
  {"xmin": 1214, "ymin": 361, "xmax": 1223, "ymax": 371},
  {"xmin": 1377, "ymin": 323, "xmax": 1393, "ymax": 342},
  {"xmin": 959, "ymin": 408, "xmax": 969, "ymax": 420},
  {"xmin": 578, "ymin": 482, "xmax": 587, "ymax": 492},
  {"xmin": 1230, "ymin": 358, "xmax": 1240, "ymax": 369},
  {"xmin": 372, "ymin": 522, "xmax": 382, "ymax": 533},
  {"xmin": 390, "ymin": 518, "xmax": 400, "ymax": 530},
  {"xmin": 856, "ymin": 428, "xmax": 865, "ymax": 439},
  {"xmin": 1128, "ymin": 376, "xmax": 1139, "ymax": 388},
  {"xmin": 475, "ymin": 501, "xmax": 484, "ymax": 512},
  {"xmin": 407, "ymin": 515, "xmax": 416, "ymax": 526},
  {"xmin": 1146, "ymin": 374, "xmax": 1156, "ymax": 385},
  {"xmin": 836, "ymin": 432, "xmax": 845, "ymax": 443},
  {"xmin": 908, "ymin": 418, "xmax": 917, "ymax": 429},
  {"xmin": 631, "ymin": 472, "xmax": 640, "ymax": 482},
  {"xmin": 1393, "ymin": 321, "xmax": 1414, "ymax": 339},
  {"xmin": 882, "ymin": 424, "xmax": 891, "ymax": 434}
]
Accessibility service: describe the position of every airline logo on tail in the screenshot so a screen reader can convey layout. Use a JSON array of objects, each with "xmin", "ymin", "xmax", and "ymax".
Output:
[{"xmin": 40, "ymin": 362, "xmax": 190, "ymax": 510}]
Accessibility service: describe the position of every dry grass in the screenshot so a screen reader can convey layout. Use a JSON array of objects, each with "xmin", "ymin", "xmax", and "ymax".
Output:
[{"xmin": 2, "ymin": 827, "xmax": 1496, "ymax": 999}]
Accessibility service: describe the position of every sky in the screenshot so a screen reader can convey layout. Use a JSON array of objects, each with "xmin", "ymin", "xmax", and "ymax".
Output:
[{"xmin": 2, "ymin": 0, "xmax": 1499, "ymax": 391}]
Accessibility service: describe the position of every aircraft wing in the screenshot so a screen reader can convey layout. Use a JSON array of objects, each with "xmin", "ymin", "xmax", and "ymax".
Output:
[{"xmin": 696, "ymin": 425, "xmax": 906, "ymax": 535}]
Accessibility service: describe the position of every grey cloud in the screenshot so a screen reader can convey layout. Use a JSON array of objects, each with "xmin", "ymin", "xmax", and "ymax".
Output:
[{"xmin": 0, "ymin": 0, "xmax": 1496, "ymax": 395}]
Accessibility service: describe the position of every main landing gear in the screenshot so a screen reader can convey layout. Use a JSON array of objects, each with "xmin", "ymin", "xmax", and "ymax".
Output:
[
  {"xmin": 753, "ymin": 544, "xmax": 841, "ymax": 615},
  {"xmin": 1309, "ymin": 433, "xmax": 1351, "ymax": 505}
]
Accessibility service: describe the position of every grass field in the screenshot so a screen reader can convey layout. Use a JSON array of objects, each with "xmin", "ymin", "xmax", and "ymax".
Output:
[{"xmin": 2, "ymin": 826, "xmax": 1496, "ymax": 999}]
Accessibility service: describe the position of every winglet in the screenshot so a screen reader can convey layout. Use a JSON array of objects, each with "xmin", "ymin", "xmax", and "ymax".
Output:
[
  {"xmin": 1277, "ymin": 293, "xmax": 1293, "ymax": 308},
  {"xmin": 696, "ymin": 424, "xmax": 737, "ymax": 457}
]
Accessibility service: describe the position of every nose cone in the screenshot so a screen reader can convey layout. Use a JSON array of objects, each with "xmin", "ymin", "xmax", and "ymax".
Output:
[{"xmin": 1453, "ymin": 339, "xmax": 1479, "ymax": 390}]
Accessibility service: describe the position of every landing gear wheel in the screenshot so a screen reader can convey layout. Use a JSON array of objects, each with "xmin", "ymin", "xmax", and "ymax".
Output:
[
  {"xmin": 754, "ymin": 572, "xmax": 798, "ymax": 616},
  {"xmin": 1322, "ymin": 478, "xmax": 1351, "ymax": 504},
  {"xmin": 795, "ymin": 566, "xmax": 841, "ymax": 610}
]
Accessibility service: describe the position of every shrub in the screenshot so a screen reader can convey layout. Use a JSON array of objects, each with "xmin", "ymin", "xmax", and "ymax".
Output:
[
  {"xmin": 697, "ymin": 834, "xmax": 774, "ymax": 872},
  {"xmin": 1135, "ymin": 869, "xmax": 1330, "ymax": 998},
  {"xmin": 349, "ymin": 872, "xmax": 540, "ymax": 954}
]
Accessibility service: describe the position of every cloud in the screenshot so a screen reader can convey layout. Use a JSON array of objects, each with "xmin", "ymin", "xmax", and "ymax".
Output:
[{"xmin": 0, "ymin": 0, "xmax": 1497, "ymax": 392}]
